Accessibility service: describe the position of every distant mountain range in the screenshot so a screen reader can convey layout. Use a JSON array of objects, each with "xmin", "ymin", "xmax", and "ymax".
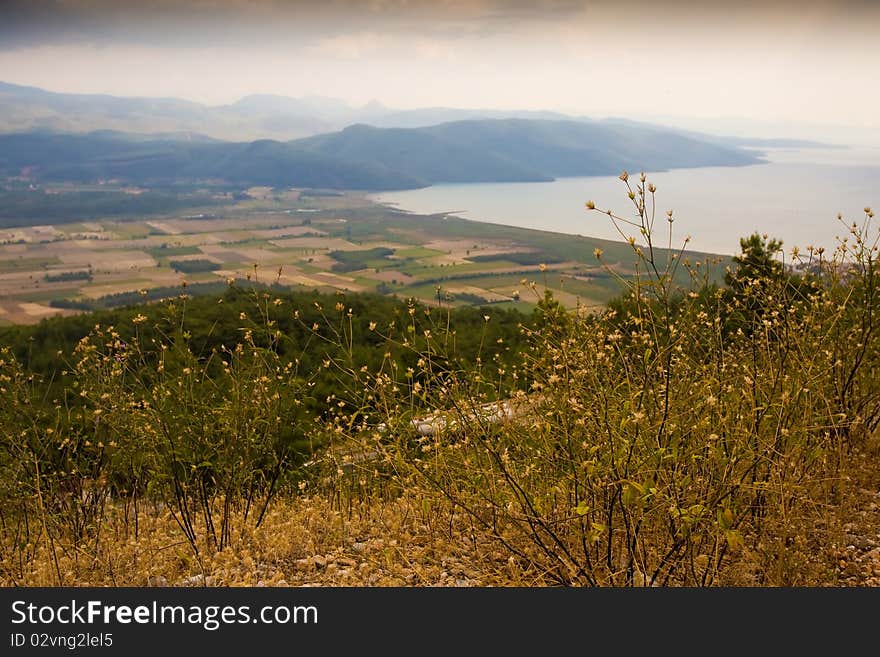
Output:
[
  {"xmin": 0, "ymin": 80, "xmax": 832, "ymax": 148},
  {"xmin": 0, "ymin": 80, "xmax": 578, "ymax": 141},
  {"xmin": 0, "ymin": 117, "xmax": 763, "ymax": 191}
]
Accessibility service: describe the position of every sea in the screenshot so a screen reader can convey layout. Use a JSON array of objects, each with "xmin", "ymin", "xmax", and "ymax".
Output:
[{"xmin": 369, "ymin": 146, "xmax": 880, "ymax": 256}]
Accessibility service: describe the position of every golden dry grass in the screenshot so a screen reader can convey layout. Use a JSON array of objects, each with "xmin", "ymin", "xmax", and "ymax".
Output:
[
  {"xmin": 0, "ymin": 494, "xmax": 549, "ymax": 587},
  {"xmin": 4, "ymin": 447, "xmax": 878, "ymax": 588}
]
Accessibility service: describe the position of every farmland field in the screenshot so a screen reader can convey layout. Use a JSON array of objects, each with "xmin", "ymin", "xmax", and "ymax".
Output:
[{"xmin": 0, "ymin": 190, "xmax": 727, "ymax": 324}]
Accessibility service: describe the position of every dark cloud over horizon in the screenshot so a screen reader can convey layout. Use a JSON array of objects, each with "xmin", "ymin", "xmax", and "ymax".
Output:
[
  {"xmin": 2, "ymin": 1, "xmax": 878, "ymax": 50},
  {"xmin": 0, "ymin": 1, "xmax": 584, "ymax": 49}
]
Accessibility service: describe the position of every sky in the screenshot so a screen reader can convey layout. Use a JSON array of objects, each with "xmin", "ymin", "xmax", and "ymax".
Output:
[{"xmin": 1, "ymin": 1, "xmax": 879, "ymax": 142}]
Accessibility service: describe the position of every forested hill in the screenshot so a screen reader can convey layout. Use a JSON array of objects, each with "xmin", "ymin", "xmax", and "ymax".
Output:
[
  {"xmin": 0, "ymin": 132, "xmax": 422, "ymax": 191},
  {"xmin": 0, "ymin": 118, "xmax": 761, "ymax": 191},
  {"xmin": 293, "ymin": 119, "xmax": 761, "ymax": 180}
]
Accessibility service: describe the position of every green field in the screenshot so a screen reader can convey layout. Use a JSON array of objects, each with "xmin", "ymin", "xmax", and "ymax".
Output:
[
  {"xmin": 0, "ymin": 256, "xmax": 61, "ymax": 272},
  {"xmin": 145, "ymin": 244, "xmax": 201, "ymax": 259}
]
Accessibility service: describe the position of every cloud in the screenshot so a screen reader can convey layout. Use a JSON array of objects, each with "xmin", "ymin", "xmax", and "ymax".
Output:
[
  {"xmin": 3, "ymin": 1, "xmax": 878, "ymax": 51},
  {"xmin": 0, "ymin": 1, "xmax": 724, "ymax": 51},
  {"xmin": 306, "ymin": 32, "xmax": 388, "ymax": 59}
]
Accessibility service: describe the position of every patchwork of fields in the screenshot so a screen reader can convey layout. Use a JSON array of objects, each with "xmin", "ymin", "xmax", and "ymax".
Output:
[{"xmin": 0, "ymin": 191, "xmax": 721, "ymax": 325}]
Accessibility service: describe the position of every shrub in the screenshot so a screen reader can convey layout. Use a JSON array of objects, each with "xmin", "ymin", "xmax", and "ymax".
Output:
[{"xmin": 321, "ymin": 175, "xmax": 879, "ymax": 585}]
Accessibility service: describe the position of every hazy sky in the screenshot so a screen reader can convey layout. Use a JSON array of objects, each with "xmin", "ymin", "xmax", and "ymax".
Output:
[{"xmin": 2, "ymin": 1, "xmax": 879, "ymax": 140}]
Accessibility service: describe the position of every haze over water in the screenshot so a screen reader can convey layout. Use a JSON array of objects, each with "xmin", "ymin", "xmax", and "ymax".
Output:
[{"xmin": 372, "ymin": 147, "xmax": 880, "ymax": 256}]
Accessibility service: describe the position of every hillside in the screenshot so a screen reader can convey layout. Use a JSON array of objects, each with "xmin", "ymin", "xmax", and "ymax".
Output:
[
  {"xmin": 0, "ymin": 119, "xmax": 760, "ymax": 191},
  {"xmin": 291, "ymin": 123, "xmax": 552, "ymax": 183},
  {"xmin": 288, "ymin": 119, "xmax": 762, "ymax": 180},
  {"xmin": 0, "ymin": 81, "xmax": 219, "ymax": 135},
  {"xmin": 0, "ymin": 131, "xmax": 424, "ymax": 190}
]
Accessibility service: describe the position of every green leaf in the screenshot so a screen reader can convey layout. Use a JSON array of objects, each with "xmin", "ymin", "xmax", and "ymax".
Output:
[
  {"xmin": 575, "ymin": 501, "xmax": 590, "ymax": 516},
  {"xmin": 724, "ymin": 529, "xmax": 742, "ymax": 549}
]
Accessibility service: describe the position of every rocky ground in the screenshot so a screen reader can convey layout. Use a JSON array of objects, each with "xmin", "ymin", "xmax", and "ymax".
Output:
[
  {"xmin": 6, "ymin": 450, "xmax": 878, "ymax": 588},
  {"xmin": 832, "ymin": 489, "xmax": 880, "ymax": 586},
  {"xmin": 164, "ymin": 480, "xmax": 880, "ymax": 589}
]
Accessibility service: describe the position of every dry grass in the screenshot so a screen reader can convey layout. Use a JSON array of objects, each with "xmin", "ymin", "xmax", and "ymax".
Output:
[
  {"xmin": 3, "ymin": 449, "xmax": 878, "ymax": 587},
  {"xmin": 0, "ymin": 494, "xmax": 548, "ymax": 587}
]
